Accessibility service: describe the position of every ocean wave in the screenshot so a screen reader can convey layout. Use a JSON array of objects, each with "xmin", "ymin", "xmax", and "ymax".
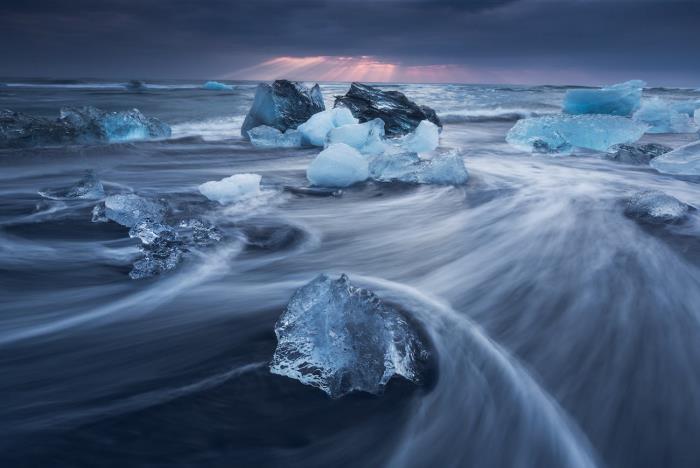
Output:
[
  {"xmin": 439, "ymin": 107, "xmax": 557, "ymax": 123},
  {"xmin": 170, "ymin": 116, "xmax": 245, "ymax": 141}
]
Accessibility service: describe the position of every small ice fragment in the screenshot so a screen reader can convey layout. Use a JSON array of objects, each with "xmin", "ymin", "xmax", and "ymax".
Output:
[
  {"xmin": 325, "ymin": 118, "xmax": 386, "ymax": 154},
  {"xmin": 297, "ymin": 108, "xmax": 358, "ymax": 147},
  {"xmin": 306, "ymin": 143, "xmax": 369, "ymax": 187},
  {"xmin": 102, "ymin": 194, "xmax": 168, "ymax": 227},
  {"xmin": 129, "ymin": 235, "xmax": 184, "ymax": 280},
  {"xmin": 247, "ymin": 125, "xmax": 303, "ymax": 148},
  {"xmin": 177, "ymin": 219, "xmax": 224, "ymax": 246},
  {"xmin": 563, "ymin": 80, "xmax": 645, "ymax": 116},
  {"xmin": 506, "ymin": 114, "xmax": 648, "ymax": 153},
  {"xmin": 401, "ymin": 120, "xmax": 440, "ymax": 153},
  {"xmin": 270, "ymin": 274, "xmax": 429, "ymax": 398},
  {"xmin": 650, "ymin": 140, "xmax": 700, "ymax": 176},
  {"xmin": 606, "ymin": 143, "xmax": 672, "ymax": 165},
  {"xmin": 633, "ymin": 98, "xmax": 698, "ymax": 134},
  {"xmin": 625, "ymin": 191, "xmax": 690, "ymax": 224},
  {"xmin": 39, "ymin": 171, "xmax": 105, "ymax": 200},
  {"xmin": 202, "ymin": 81, "xmax": 233, "ymax": 91},
  {"xmin": 198, "ymin": 173, "xmax": 262, "ymax": 204}
]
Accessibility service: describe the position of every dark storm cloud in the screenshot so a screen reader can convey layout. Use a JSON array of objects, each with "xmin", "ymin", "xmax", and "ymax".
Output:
[{"xmin": 1, "ymin": 0, "xmax": 699, "ymax": 85}]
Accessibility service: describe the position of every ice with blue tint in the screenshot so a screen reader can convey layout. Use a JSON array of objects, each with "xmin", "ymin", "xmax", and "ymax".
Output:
[
  {"xmin": 325, "ymin": 118, "xmax": 386, "ymax": 154},
  {"xmin": 129, "ymin": 221, "xmax": 175, "ymax": 245},
  {"xmin": 369, "ymin": 150, "xmax": 468, "ymax": 185},
  {"xmin": 563, "ymin": 80, "xmax": 645, "ymax": 116},
  {"xmin": 198, "ymin": 173, "xmax": 262, "ymax": 204},
  {"xmin": 129, "ymin": 232, "xmax": 184, "ymax": 280},
  {"xmin": 506, "ymin": 114, "xmax": 648, "ymax": 153},
  {"xmin": 650, "ymin": 140, "xmax": 700, "ymax": 176},
  {"xmin": 625, "ymin": 191, "xmax": 691, "ymax": 225},
  {"xmin": 307, "ymin": 143, "xmax": 369, "ymax": 187},
  {"xmin": 60, "ymin": 106, "xmax": 171, "ymax": 143},
  {"xmin": 269, "ymin": 273, "xmax": 428, "ymax": 398},
  {"xmin": 673, "ymin": 99, "xmax": 700, "ymax": 117},
  {"xmin": 38, "ymin": 171, "xmax": 105, "ymax": 200},
  {"xmin": 297, "ymin": 108, "xmax": 358, "ymax": 147},
  {"xmin": 96, "ymin": 194, "xmax": 168, "ymax": 228},
  {"xmin": 400, "ymin": 120, "xmax": 440, "ymax": 153},
  {"xmin": 633, "ymin": 99, "xmax": 698, "ymax": 134},
  {"xmin": 247, "ymin": 125, "xmax": 303, "ymax": 148},
  {"xmin": 202, "ymin": 81, "xmax": 233, "ymax": 91}
]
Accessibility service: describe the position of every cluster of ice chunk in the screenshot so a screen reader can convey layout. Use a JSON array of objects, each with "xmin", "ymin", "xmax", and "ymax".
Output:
[
  {"xmin": 202, "ymin": 81, "xmax": 233, "ymax": 91},
  {"xmin": 632, "ymin": 98, "xmax": 699, "ymax": 134},
  {"xmin": 650, "ymin": 141, "xmax": 700, "ymax": 176},
  {"xmin": 506, "ymin": 114, "xmax": 648, "ymax": 153},
  {"xmin": 625, "ymin": 191, "xmax": 691, "ymax": 225},
  {"xmin": 270, "ymin": 274, "xmax": 429, "ymax": 398},
  {"xmin": 563, "ymin": 80, "xmax": 645, "ymax": 116},
  {"xmin": 198, "ymin": 173, "xmax": 262, "ymax": 204},
  {"xmin": 325, "ymin": 118, "xmax": 386, "ymax": 154}
]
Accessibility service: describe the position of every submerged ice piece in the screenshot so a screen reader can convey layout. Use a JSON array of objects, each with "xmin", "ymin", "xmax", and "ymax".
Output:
[
  {"xmin": 270, "ymin": 274, "xmax": 428, "ymax": 398},
  {"xmin": 624, "ymin": 191, "xmax": 691, "ymax": 225},
  {"xmin": 297, "ymin": 108, "xmax": 358, "ymax": 147},
  {"xmin": 198, "ymin": 173, "xmax": 262, "ymax": 204},
  {"xmin": 334, "ymin": 82, "xmax": 442, "ymax": 137},
  {"xmin": 369, "ymin": 150, "xmax": 468, "ymax": 185},
  {"xmin": 60, "ymin": 106, "xmax": 171, "ymax": 143},
  {"xmin": 325, "ymin": 118, "xmax": 386, "ymax": 154},
  {"xmin": 247, "ymin": 125, "xmax": 303, "ymax": 148},
  {"xmin": 633, "ymin": 98, "xmax": 699, "ymax": 134},
  {"xmin": 563, "ymin": 80, "xmax": 645, "ymax": 116},
  {"xmin": 306, "ymin": 143, "xmax": 369, "ymax": 187},
  {"xmin": 241, "ymin": 80, "xmax": 325, "ymax": 139},
  {"xmin": 202, "ymin": 81, "xmax": 233, "ymax": 91},
  {"xmin": 606, "ymin": 143, "xmax": 672, "ymax": 165},
  {"xmin": 650, "ymin": 140, "xmax": 700, "ymax": 176},
  {"xmin": 506, "ymin": 114, "xmax": 648, "ymax": 153},
  {"xmin": 38, "ymin": 171, "xmax": 105, "ymax": 200},
  {"xmin": 96, "ymin": 194, "xmax": 168, "ymax": 227}
]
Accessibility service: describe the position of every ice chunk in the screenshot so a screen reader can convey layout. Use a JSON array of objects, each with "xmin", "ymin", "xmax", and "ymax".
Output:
[
  {"xmin": 247, "ymin": 125, "xmax": 303, "ymax": 148},
  {"xmin": 297, "ymin": 108, "xmax": 358, "ymax": 147},
  {"xmin": 334, "ymin": 82, "xmax": 442, "ymax": 137},
  {"xmin": 325, "ymin": 118, "xmax": 386, "ymax": 154},
  {"xmin": 401, "ymin": 120, "xmax": 440, "ymax": 153},
  {"xmin": 606, "ymin": 143, "xmax": 672, "ymax": 164},
  {"xmin": 202, "ymin": 81, "xmax": 233, "ymax": 91},
  {"xmin": 306, "ymin": 143, "xmax": 369, "ymax": 187},
  {"xmin": 129, "ymin": 221, "xmax": 175, "ymax": 245},
  {"xmin": 506, "ymin": 114, "xmax": 648, "ymax": 153},
  {"xmin": 129, "ymin": 234, "xmax": 184, "ymax": 280},
  {"xmin": 269, "ymin": 274, "xmax": 428, "ymax": 398},
  {"xmin": 100, "ymin": 194, "xmax": 168, "ymax": 227},
  {"xmin": 633, "ymin": 99, "xmax": 698, "ymax": 134},
  {"xmin": 60, "ymin": 106, "xmax": 171, "ymax": 143},
  {"xmin": 198, "ymin": 173, "xmax": 262, "ymax": 204},
  {"xmin": 38, "ymin": 171, "xmax": 105, "ymax": 200},
  {"xmin": 369, "ymin": 151, "xmax": 468, "ymax": 185},
  {"xmin": 650, "ymin": 140, "xmax": 700, "ymax": 175},
  {"xmin": 177, "ymin": 219, "xmax": 223, "ymax": 246},
  {"xmin": 625, "ymin": 191, "xmax": 691, "ymax": 225},
  {"xmin": 563, "ymin": 80, "xmax": 645, "ymax": 116},
  {"xmin": 241, "ymin": 80, "xmax": 325, "ymax": 139}
]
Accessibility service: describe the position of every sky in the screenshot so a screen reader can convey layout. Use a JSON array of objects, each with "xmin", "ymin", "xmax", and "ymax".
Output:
[{"xmin": 1, "ymin": 0, "xmax": 699, "ymax": 86}]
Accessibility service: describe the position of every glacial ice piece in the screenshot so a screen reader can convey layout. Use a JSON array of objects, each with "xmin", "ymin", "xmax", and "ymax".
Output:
[
  {"xmin": 624, "ymin": 191, "xmax": 691, "ymax": 224},
  {"xmin": 129, "ymin": 234, "xmax": 184, "ymax": 280},
  {"xmin": 606, "ymin": 143, "xmax": 672, "ymax": 164},
  {"xmin": 38, "ymin": 171, "xmax": 105, "ymax": 200},
  {"xmin": 198, "ymin": 173, "xmax": 262, "ymax": 204},
  {"xmin": 650, "ymin": 140, "xmax": 700, "ymax": 175},
  {"xmin": 506, "ymin": 114, "xmax": 648, "ymax": 153},
  {"xmin": 325, "ymin": 118, "xmax": 386, "ymax": 154},
  {"xmin": 297, "ymin": 108, "xmax": 358, "ymax": 147},
  {"xmin": 673, "ymin": 100, "xmax": 700, "ymax": 117},
  {"xmin": 60, "ymin": 106, "xmax": 171, "ymax": 142},
  {"xmin": 633, "ymin": 99, "xmax": 698, "ymax": 134},
  {"xmin": 129, "ymin": 221, "xmax": 175, "ymax": 245},
  {"xmin": 100, "ymin": 194, "xmax": 168, "ymax": 227},
  {"xmin": 369, "ymin": 151, "xmax": 468, "ymax": 185},
  {"xmin": 202, "ymin": 81, "xmax": 233, "ymax": 91},
  {"xmin": 241, "ymin": 80, "xmax": 325, "ymax": 139},
  {"xmin": 177, "ymin": 219, "xmax": 224, "ymax": 246},
  {"xmin": 334, "ymin": 82, "xmax": 442, "ymax": 137},
  {"xmin": 401, "ymin": 120, "xmax": 440, "ymax": 153},
  {"xmin": 563, "ymin": 80, "xmax": 645, "ymax": 116},
  {"xmin": 306, "ymin": 143, "xmax": 369, "ymax": 187},
  {"xmin": 269, "ymin": 274, "xmax": 428, "ymax": 398},
  {"xmin": 247, "ymin": 125, "xmax": 303, "ymax": 148}
]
